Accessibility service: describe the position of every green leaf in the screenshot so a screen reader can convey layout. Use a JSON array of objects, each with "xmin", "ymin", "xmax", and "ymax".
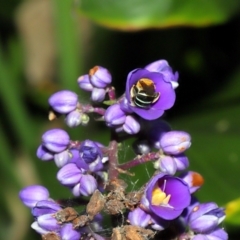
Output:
[{"xmin": 77, "ymin": 0, "xmax": 240, "ymax": 30}]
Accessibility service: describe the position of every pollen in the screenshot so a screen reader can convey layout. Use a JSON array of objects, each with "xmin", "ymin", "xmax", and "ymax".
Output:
[{"xmin": 151, "ymin": 186, "xmax": 171, "ymax": 206}]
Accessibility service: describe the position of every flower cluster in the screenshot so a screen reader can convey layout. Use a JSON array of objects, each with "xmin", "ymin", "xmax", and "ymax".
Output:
[{"xmin": 19, "ymin": 60, "xmax": 227, "ymax": 240}]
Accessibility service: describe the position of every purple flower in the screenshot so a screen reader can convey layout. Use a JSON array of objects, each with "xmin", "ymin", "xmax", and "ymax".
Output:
[
  {"xmin": 145, "ymin": 60, "xmax": 179, "ymax": 89},
  {"xmin": 144, "ymin": 173, "xmax": 191, "ymax": 220},
  {"xmin": 71, "ymin": 174, "xmax": 97, "ymax": 197},
  {"xmin": 158, "ymin": 156, "xmax": 177, "ymax": 175},
  {"xmin": 57, "ymin": 163, "xmax": 82, "ymax": 186},
  {"xmin": 79, "ymin": 140, "xmax": 103, "ymax": 171},
  {"xmin": 31, "ymin": 221, "xmax": 49, "ymax": 235},
  {"xmin": 105, "ymin": 104, "xmax": 140, "ymax": 134},
  {"xmin": 65, "ymin": 110, "xmax": 84, "ymax": 127},
  {"xmin": 89, "ymin": 66, "xmax": 112, "ymax": 88},
  {"xmin": 78, "ymin": 174, "xmax": 97, "ymax": 196},
  {"xmin": 36, "ymin": 145, "xmax": 54, "ymax": 161},
  {"xmin": 42, "ymin": 129, "xmax": 70, "ymax": 153},
  {"xmin": 32, "ymin": 200, "xmax": 62, "ymax": 217},
  {"xmin": 188, "ymin": 203, "xmax": 225, "ymax": 233},
  {"xmin": 78, "ymin": 74, "xmax": 94, "ymax": 92},
  {"xmin": 181, "ymin": 196, "xmax": 199, "ymax": 224},
  {"xmin": 180, "ymin": 171, "xmax": 204, "ymax": 194},
  {"xmin": 125, "ymin": 68, "xmax": 176, "ymax": 120},
  {"xmin": 122, "ymin": 115, "xmax": 140, "ymax": 134},
  {"xmin": 160, "ymin": 131, "xmax": 191, "ymax": 155},
  {"xmin": 19, "ymin": 185, "xmax": 49, "ymax": 208},
  {"xmin": 37, "ymin": 213, "xmax": 60, "ymax": 231},
  {"xmin": 173, "ymin": 154, "xmax": 189, "ymax": 171},
  {"xmin": 192, "ymin": 228, "xmax": 228, "ymax": 240},
  {"xmin": 54, "ymin": 150, "xmax": 70, "ymax": 168},
  {"xmin": 60, "ymin": 223, "xmax": 81, "ymax": 240},
  {"xmin": 48, "ymin": 90, "xmax": 78, "ymax": 114},
  {"xmin": 91, "ymin": 88, "xmax": 106, "ymax": 102},
  {"xmin": 128, "ymin": 208, "xmax": 151, "ymax": 228},
  {"xmin": 104, "ymin": 104, "xmax": 127, "ymax": 127}
]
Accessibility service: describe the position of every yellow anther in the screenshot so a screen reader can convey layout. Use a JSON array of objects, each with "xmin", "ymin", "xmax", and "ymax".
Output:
[{"xmin": 151, "ymin": 186, "xmax": 171, "ymax": 206}]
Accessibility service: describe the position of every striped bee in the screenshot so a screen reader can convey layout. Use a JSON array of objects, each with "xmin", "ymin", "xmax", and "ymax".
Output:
[{"xmin": 130, "ymin": 78, "xmax": 160, "ymax": 108}]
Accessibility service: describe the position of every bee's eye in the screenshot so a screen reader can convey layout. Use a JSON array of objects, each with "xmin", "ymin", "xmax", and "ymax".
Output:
[{"xmin": 130, "ymin": 79, "xmax": 160, "ymax": 109}]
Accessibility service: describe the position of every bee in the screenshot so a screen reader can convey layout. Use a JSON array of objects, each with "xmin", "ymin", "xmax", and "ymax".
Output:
[{"xmin": 130, "ymin": 78, "xmax": 160, "ymax": 108}]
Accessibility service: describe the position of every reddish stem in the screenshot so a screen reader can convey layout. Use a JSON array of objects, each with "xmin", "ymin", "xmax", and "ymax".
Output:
[
  {"xmin": 118, "ymin": 152, "xmax": 160, "ymax": 170},
  {"xmin": 107, "ymin": 86, "xmax": 116, "ymax": 101},
  {"xmin": 107, "ymin": 132, "xmax": 120, "ymax": 181},
  {"xmin": 81, "ymin": 104, "xmax": 106, "ymax": 115}
]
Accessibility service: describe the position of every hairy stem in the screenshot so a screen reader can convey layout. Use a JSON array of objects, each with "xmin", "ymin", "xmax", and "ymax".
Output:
[
  {"xmin": 118, "ymin": 152, "xmax": 160, "ymax": 170},
  {"xmin": 107, "ymin": 131, "xmax": 119, "ymax": 181}
]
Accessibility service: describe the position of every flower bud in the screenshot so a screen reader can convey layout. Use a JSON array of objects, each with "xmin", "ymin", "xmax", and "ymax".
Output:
[
  {"xmin": 173, "ymin": 154, "xmax": 189, "ymax": 171},
  {"xmin": 42, "ymin": 129, "xmax": 70, "ymax": 153},
  {"xmin": 119, "ymin": 97, "xmax": 133, "ymax": 114},
  {"xmin": 31, "ymin": 221, "xmax": 49, "ymax": 235},
  {"xmin": 79, "ymin": 140, "xmax": 103, "ymax": 171},
  {"xmin": 159, "ymin": 156, "xmax": 177, "ymax": 175},
  {"xmin": 19, "ymin": 185, "xmax": 49, "ymax": 208},
  {"xmin": 89, "ymin": 66, "xmax": 112, "ymax": 88},
  {"xmin": 160, "ymin": 131, "xmax": 191, "ymax": 155},
  {"xmin": 123, "ymin": 115, "xmax": 140, "ymax": 134},
  {"xmin": 91, "ymin": 88, "xmax": 106, "ymax": 102},
  {"xmin": 104, "ymin": 104, "xmax": 126, "ymax": 126},
  {"xmin": 204, "ymin": 227, "xmax": 228, "ymax": 240},
  {"xmin": 72, "ymin": 183, "xmax": 81, "ymax": 197},
  {"xmin": 79, "ymin": 140, "xmax": 101, "ymax": 164},
  {"xmin": 54, "ymin": 150, "xmax": 70, "ymax": 168},
  {"xmin": 57, "ymin": 163, "xmax": 82, "ymax": 186},
  {"xmin": 65, "ymin": 110, "xmax": 82, "ymax": 127},
  {"xmin": 36, "ymin": 145, "xmax": 54, "ymax": 161},
  {"xmin": 60, "ymin": 223, "xmax": 81, "ymax": 240},
  {"xmin": 79, "ymin": 174, "xmax": 97, "ymax": 196},
  {"xmin": 180, "ymin": 171, "xmax": 204, "ymax": 194},
  {"xmin": 48, "ymin": 90, "xmax": 78, "ymax": 114},
  {"xmin": 32, "ymin": 200, "xmax": 61, "ymax": 217},
  {"xmin": 128, "ymin": 208, "xmax": 151, "ymax": 228},
  {"xmin": 188, "ymin": 203, "xmax": 225, "ymax": 234},
  {"xmin": 77, "ymin": 74, "xmax": 93, "ymax": 92},
  {"xmin": 37, "ymin": 213, "xmax": 60, "ymax": 231}
]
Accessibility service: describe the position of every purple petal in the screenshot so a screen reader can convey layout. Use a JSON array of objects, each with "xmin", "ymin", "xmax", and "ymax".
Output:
[
  {"xmin": 37, "ymin": 213, "xmax": 60, "ymax": 231},
  {"xmin": 128, "ymin": 208, "xmax": 151, "ymax": 228},
  {"xmin": 36, "ymin": 145, "xmax": 54, "ymax": 161},
  {"xmin": 31, "ymin": 221, "xmax": 49, "ymax": 235},
  {"xmin": 57, "ymin": 163, "xmax": 82, "ymax": 186},
  {"xmin": 48, "ymin": 90, "xmax": 78, "ymax": 114},
  {"xmin": 77, "ymin": 74, "xmax": 93, "ymax": 92},
  {"xmin": 19, "ymin": 185, "xmax": 49, "ymax": 208},
  {"xmin": 42, "ymin": 129, "xmax": 70, "ymax": 153},
  {"xmin": 89, "ymin": 66, "xmax": 112, "ymax": 88},
  {"xmin": 32, "ymin": 200, "xmax": 61, "ymax": 217},
  {"xmin": 60, "ymin": 223, "xmax": 81, "ymax": 240}
]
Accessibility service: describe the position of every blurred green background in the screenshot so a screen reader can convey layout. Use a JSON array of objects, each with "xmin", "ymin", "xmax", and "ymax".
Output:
[{"xmin": 1, "ymin": 0, "xmax": 240, "ymax": 239}]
